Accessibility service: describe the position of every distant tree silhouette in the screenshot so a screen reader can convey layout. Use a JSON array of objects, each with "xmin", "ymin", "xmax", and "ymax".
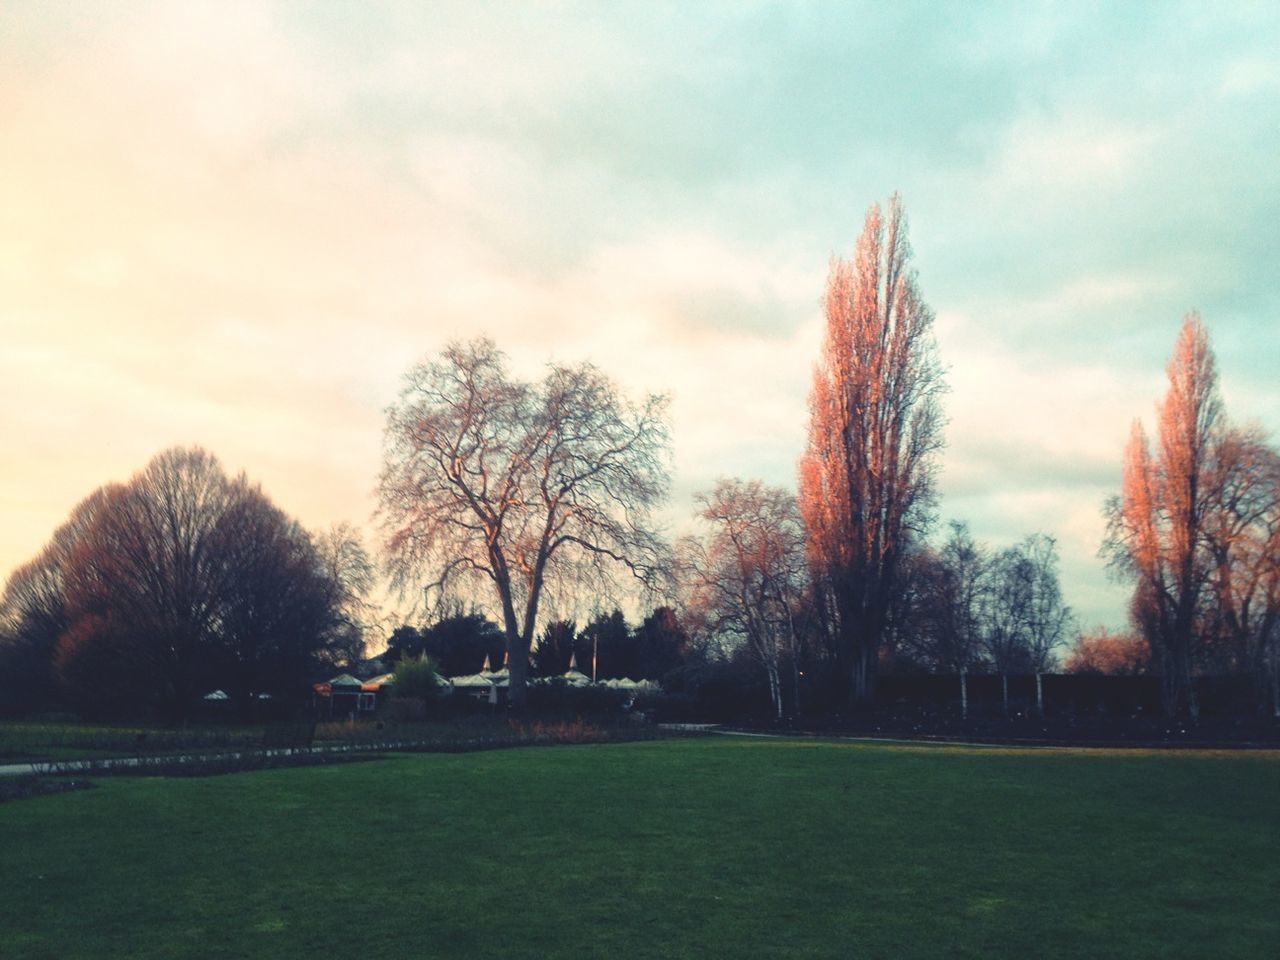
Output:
[
  {"xmin": 532, "ymin": 619, "xmax": 582, "ymax": 677},
  {"xmin": 384, "ymin": 625, "xmax": 425, "ymax": 663},
  {"xmin": 418, "ymin": 613, "xmax": 506, "ymax": 677},
  {"xmin": 579, "ymin": 610, "xmax": 631, "ymax": 680},
  {"xmin": 632, "ymin": 606, "xmax": 689, "ymax": 682},
  {"xmin": 799, "ymin": 195, "xmax": 944, "ymax": 709}
]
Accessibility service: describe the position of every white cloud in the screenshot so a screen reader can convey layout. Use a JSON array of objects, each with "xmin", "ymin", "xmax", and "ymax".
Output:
[{"xmin": 2, "ymin": 0, "xmax": 1276, "ymax": 637}]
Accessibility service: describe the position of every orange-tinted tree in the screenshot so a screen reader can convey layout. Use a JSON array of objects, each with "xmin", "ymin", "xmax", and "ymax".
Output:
[
  {"xmin": 377, "ymin": 339, "xmax": 671, "ymax": 710},
  {"xmin": 1105, "ymin": 314, "xmax": 1223, "ymax": 718},
  {"xmin": 799, "ymin": 195, "xmax": 944, "ymax": 708},
  {"xmin": 1063, "ymin": 627, "xmax": 1150, "ymax": 675}
]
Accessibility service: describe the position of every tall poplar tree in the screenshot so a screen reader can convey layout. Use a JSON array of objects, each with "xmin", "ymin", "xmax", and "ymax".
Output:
[
  {"xmin": 1106, "ymin": 314, "xmax": 1222, "ymax": 718},
  {"xmin": 799, "ymin": 195, "xmax": 944, "ymax": 708}
]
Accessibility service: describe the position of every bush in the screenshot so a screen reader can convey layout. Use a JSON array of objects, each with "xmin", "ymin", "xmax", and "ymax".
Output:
[
  {"xmin": 391, "ymin": 655, "xmax": 445, "ymax": 702},
  {"xmin": 526, "ymin": 681, "xmax": 627, "ymax": 716}
]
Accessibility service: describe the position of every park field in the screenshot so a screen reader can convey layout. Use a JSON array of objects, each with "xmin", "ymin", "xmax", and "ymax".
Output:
[{"xmin": 2, "ymin": 737, "xmax": 1277, "ymax": 959}]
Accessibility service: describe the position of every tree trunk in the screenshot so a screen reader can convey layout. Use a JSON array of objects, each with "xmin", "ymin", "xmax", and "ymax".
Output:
[
  {"xmin": 507, "ymin": 632, "xmax": 531, "ymax": 713},
  {"xmin": 767, "ymin": 662, "xmax": 782, "ymax": 723},
  {"xmin": 791, "ymin": 654, "xmax": 801, "ymax": 721},
  {"xmin": 1161, "ymin": 641, "xmax": 1198, "ymax": 720},
  {"xmin": 848, "ymin": 634, "xmax": 877, "ymax": 710},
  {"xmin": 1002, "ymin": 673, "xmax": 1009, "ymax": 717},
  {"xmin": 1273, "ymin": 647, "xmax": 1279, "ymax": 719}
]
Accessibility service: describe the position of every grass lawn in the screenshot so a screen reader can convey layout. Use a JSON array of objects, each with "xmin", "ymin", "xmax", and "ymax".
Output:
[
  {"xmin": 0, "ymin": 720, "xmax": 268, "ymax": 763},
  {"xmin": 2, "ymin": 737, "xmax": 1277, "ymax": 959}
]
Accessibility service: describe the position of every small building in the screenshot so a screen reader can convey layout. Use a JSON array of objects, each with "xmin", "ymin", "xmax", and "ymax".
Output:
[{"xmin": 312, "ymin": 673, "xmax": 367, "ymax": 717}]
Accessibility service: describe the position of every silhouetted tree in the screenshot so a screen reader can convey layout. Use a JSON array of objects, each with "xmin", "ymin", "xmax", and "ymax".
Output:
[
  {"xmin": 419, "ymin": 613, "xmax": 506, "ymax": 677},
  {"xmin": 378, "ymin": 339, "xmax": 671, "ymax": 709},
  {"xmin": 58, "ymin": 449, "xmax": 238, "ymax": 720},
  {"xmin": 210, "ymin": 489, "xmax": 339, "ymax": 712},
  {"xmin": 532, "ymin": 619, "xmax": 583, "ymax": 677},
  {"xmin": 632, "ymin": 606, "xmax": 689, "ymax": 682},
  {"xmin": 580, "ymin": 610, "xmax": 631, "ymax": 680},
  {"xmin": 6, "ymin": 447, "xmax": 348, "ymax": 721},
  {"xmin": 384, "ymin": 625, "xmax": 425, "ymax": 663},
  {"xmin": 799, "ymin": 195, "xmax": 944, "ymax": 708}
]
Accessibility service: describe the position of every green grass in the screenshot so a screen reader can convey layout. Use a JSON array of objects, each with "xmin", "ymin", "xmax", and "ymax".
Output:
[
  {"xmin": 2, "ymin": 738, "xmax": 1277, "ymax": 959},
  {"xmin": 0, "ymin": 716, "xmax": 652, "ymax": 766},
  {"xmin": 0, "ymin": 720, "xmax": 267, "ymax": 763}
]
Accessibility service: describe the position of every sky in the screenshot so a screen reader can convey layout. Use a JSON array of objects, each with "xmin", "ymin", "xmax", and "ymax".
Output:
[{"xmin": 2, "ymin": 1, "xmax": 1277, "ymax": 636}]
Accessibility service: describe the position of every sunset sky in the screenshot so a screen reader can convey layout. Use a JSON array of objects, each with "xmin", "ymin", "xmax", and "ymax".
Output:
[{"xmin": 3, "ymin": 1, "xmax": 1277, "ymax": 635}]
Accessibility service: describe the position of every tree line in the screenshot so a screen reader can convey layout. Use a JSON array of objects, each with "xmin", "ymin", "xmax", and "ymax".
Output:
[
  {"xmin": 381, "ymin": 607, "xmax": 687, "ymax": 683},
  {"xmin": 2, "ymin": 195, "xmax": 1275, "ymax": 723}
]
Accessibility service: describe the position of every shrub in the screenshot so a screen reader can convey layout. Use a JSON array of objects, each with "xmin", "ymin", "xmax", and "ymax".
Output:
[
  {"xmin": 391, "ymin": 655, "xmax": 446, "ymax": 702},
  {"xmin": 526, "ymin": 681, "xmax": 627, "ymax": 716}
]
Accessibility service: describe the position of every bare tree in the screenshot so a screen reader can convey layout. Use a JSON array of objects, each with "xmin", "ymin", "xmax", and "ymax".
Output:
[
  {"xmin": 916, "ymin": 522, "xmax": 988, "ymax": 674},
  {"xmin": 47, "ymin": 447, "xmax": 346, "ymax": 720},
  {"xmin": 799, "ymin": 194, "xmax": 944, "ymax": 708},
  {"xmin": 1104, "ymin": 314, "xmax": 1222, "ymax": 718},
  {"xmin": 60, "ymin": 448, "xmax": 238, "ymax": 718},
  {"xmin": 1203, "ymin": 427, "xmax": 1280, "ymax": 713},
  {"xmin": 313, "ymin": 522, "xmax": 378, "ymax": 669},
  {"xmin": 377, "ymin": 339, "xmax": 671, "ymax": 710},
  {"xmin": 1017, "ymin": 534, "xmax": 1072, "ymax": 673},
  {"xmin": 983, "ymin": 534, "xmax": 1071, "ymax": 681},
  {"xmin": 682, "ymin": 479, "xmax": 806, "ymax": 721}
]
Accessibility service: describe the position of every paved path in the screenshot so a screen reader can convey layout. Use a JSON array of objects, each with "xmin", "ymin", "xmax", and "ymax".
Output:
[
  {"xmin": 706, "ymin": 727, "xmax": 1030, "ymax": 749},
  {"xmin": 0, "ymin": 740, "xmax": 410, "ymax": 779}
]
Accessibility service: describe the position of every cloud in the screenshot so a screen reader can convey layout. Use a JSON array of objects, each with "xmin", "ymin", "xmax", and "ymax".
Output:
[{"xmin": 1, "ymin": 1, "xmax": 1277, "ymax": 637}]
